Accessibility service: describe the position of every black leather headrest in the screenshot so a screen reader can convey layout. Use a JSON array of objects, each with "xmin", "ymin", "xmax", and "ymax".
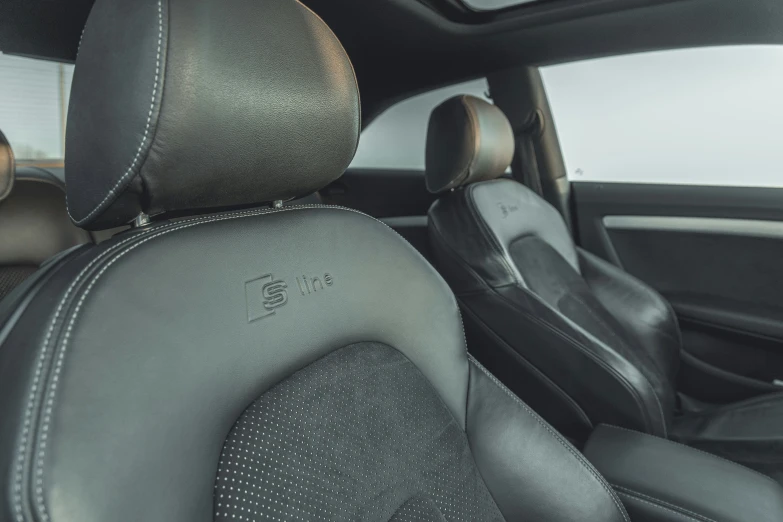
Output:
[
  {"xmin": 425, "ymin": 95, "xmax": 514, "ymax": 194},
  {"xmin": 0, "ymin": 130, "xmax": 13, "ymax": 202},
  {"xmin": 65, "ymin": 0, "xmax": 360, "ymax": 230}
]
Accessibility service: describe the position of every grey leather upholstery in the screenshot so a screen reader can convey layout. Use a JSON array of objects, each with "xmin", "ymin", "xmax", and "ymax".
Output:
[
  {"xmin": 585, "ymin": 425, "xmax": 783, "ymax": 522},
  {"xmin": 0, "ymin": 1, "xmax": 631, "ymax": 521},
  {"xmin": 427, "ymin": 95, "xmax": 783, "ymax": 483},
  {"xmin": 671, "ymin": 392, "xmax": 783, "ymax": 485},
  {"xmin": 425, "ymin": 95, "xmax": 514, "ymax": 194},
  {"xmin": 65, "ymin": 0, "xmax": 360, "ymax": 229}
]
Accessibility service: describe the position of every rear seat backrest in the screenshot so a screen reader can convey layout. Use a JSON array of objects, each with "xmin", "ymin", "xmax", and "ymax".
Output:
[{"xmin": 0, "ymin": 131, "xmax": 91, "ymax": 300}]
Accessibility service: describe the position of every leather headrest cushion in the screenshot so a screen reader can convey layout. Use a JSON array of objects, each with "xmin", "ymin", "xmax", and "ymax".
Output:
[
  {"xmin": 65, "ymin": 0, "xmax": 360, "ymax": 230},
  {"xmin": 425, "ymin": 95, "xmax": 514, "ymax": 194},
  {"xmin": 0, "ymin": 130, "xmax": 13, "ymax": 202}
]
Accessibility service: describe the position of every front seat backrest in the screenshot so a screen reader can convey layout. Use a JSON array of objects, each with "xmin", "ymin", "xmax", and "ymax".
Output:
[
  {"xmin": 0, "ymin": 3, "xmax": 629, "ymax": 522},
  {"xmin": 427, "ymin": 95, "xmax": 680, "ymax": 441}
]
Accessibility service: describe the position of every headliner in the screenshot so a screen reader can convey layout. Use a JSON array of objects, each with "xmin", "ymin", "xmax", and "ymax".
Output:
[{"xmin": 2, "ymin": 0, "xmax": 782, "ymax": 121}]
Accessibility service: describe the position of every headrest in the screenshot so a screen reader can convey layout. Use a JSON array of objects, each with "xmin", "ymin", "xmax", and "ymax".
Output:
[
  {"xmin": 425, "ymin": 95, "xmax": 514, "ymax": 194},
  {"xmin": 0, "ymin": 130, "xmax": 13, "ymax": 202},
  {"xmin": 65, "ymin": 0, "xmax": 360, "ymax": 230}
]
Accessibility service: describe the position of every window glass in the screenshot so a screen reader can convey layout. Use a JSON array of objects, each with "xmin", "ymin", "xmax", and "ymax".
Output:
[
  {"xmin": 350, "ymin": 78, "xmax": 490, "ymax": 170},
  {"xmin": 541, "ymin": 46, "xmax": 783, "ymax": 187},
  {"xmin": 0, "ymin": 52, "xmax": 74, "ymax": 162}
]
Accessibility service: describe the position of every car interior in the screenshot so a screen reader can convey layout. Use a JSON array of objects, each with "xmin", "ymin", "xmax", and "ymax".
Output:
[{"xmin": 2, "ymin": 0, "xmax": 783, "ymax": 521}]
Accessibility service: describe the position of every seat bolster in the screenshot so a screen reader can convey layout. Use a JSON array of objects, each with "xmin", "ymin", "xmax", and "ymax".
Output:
[
  {"xmin": 586, "ymin": 424, "xmax": 783, "ymax": 522},
  {"xmin": 579, "ymin": 248, "xmax": 681, "ymax": 374},
  {"xmin": 465, "ymin": 285, "xmax": 668, "ymax": 437},
  {"xmin": 579, "ymin": 248, "xmax": 681, "ymax": 428},
  {"xmin": 466, "ymin": 356, "xmax": 630, "ymax": 522}
]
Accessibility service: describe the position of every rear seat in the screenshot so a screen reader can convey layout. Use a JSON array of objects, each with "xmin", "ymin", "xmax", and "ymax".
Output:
[{"xmin": 0, "ymin": 130, "xmax": 92, "ymax": 300}]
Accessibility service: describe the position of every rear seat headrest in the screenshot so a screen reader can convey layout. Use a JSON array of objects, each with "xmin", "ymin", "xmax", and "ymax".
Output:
[
  {"xmin": 65, "ymin": 0, "xmax": 360, "ymax": 230},
  {"xmin": 0, "ymin": 130, "xmax": 13, "ymax": 202},
  {"xmin": 425, "ymin": 95, "xmax": 514, "ymax": 194}
]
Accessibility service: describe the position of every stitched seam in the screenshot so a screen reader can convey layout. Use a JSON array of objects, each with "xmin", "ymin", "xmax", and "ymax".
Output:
[
  {"xmin": 12, "ymin": 226, "xmax": 163, "ymax": 522},
  {"xmin": 604, "ymin": 425, "xmax": 780, "ymax": 486},
  {"xmin": 454, "ymin": 307, "xmax": 471, "ymax": 432},
  {"xmin": 31, "ymin": 204, "xmax": 426, "ymax": 520},
  {"xmin": 468, "ymin": 355, "xmax": 630, "ymax": 522},
  {"xmin": 21, "ymin": 204, "xmax": 364, "ymax": 522},
  {"xmin": 68, "ymin": 0, "xmax": 164, "ymax": 226},
  {"xmin": 614, "ymin": 489, "xmax": 716, "ymax": 522},
  {"xmin": 612, "ymin": 485, "xmax": 718, "ymax": 522},
  {"xmin": 76, "ymin": 28, "xmax": 86, "ymax": 57}
]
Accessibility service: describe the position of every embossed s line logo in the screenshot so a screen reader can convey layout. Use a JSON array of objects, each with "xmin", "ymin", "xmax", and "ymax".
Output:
[
  {"xmin": 245, "ymin": 274, "xmax": 288, "ymax": 322},
  {"xmin": 497, "ymin": 202, "xmax": 519, "ymax": 219}
]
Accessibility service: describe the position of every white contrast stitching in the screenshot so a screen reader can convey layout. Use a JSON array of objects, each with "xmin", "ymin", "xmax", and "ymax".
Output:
[
  {"xmin": 30, "ymin": 204, "xmax": 417, "ymax": 520},
  {"xmin": 76, "ymin": 28, "xmax": 85, "ymax": 58},
  {"xmin": 468, "ymin": 355, "xmax": 631, "ymax": 522},
  {"xmin": 68, "ymin": 0, "xmax": 164, "ymax": 226},
  {"xmin": 614, "ymin": 488, "xmax": 716, "ymax": 522},
  {"xmin": 12, "ymin": 225, "xmax": 160, "ymax": 522},
  {"xmin": 19, "ymin": 205, "xmax": 305, "ymax": 521}
]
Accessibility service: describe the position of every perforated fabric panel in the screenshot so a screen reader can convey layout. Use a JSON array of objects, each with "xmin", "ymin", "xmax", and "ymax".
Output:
[
  {"xmin": 389, "ymin": 497, "xmax": 449, "ymax": 521},
  {"xmin": 0, "ymin": 265, "xmax": 37, "ymax": 300},
  {"xmin": 214, "ymin": 342, "xmax": 505, "ymax": 522}
]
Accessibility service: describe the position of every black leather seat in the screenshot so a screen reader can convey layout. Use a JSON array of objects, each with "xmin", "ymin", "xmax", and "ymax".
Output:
[
  {"xmin": 0, "ymin": 1, "xmax": 633, "ymax": 521},
  {"xmin": 426, "ymin": 94, "xmax": 783, "ymax": 484},
  {"xmin": 0, "ymin": 131, "xmax": 91, "ymax": 301}
]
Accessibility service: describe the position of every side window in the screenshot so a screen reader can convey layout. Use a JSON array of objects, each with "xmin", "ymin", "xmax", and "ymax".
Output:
[
  {"xmin": 0, "ymin": 52, "xmax": 75, "ymax": 162},
  {"xmin": 541, "ymin": 46, "xmax": 783, "ymax": 188},
  {"xmin": 350, "ymin": 78, "xmax": 490, "ymax": 170}
]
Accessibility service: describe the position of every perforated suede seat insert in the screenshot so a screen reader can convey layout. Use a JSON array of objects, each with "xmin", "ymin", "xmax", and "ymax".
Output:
[{"xmin": 214, "ymin": 342, "xmax": 505, "ymax": 521}]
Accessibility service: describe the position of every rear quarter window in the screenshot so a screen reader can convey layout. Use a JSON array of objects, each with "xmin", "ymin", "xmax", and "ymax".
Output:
[
  {"xmin": 0, "ymin": 52, "xmax": 74, "ymax": 163},
  {"xmin": 541, "ymin": 45, "xmax": 783, "ymax": 188},
  {"xmin": 350, "ymin": 78, "xmax": 490, "ymax": 170}
]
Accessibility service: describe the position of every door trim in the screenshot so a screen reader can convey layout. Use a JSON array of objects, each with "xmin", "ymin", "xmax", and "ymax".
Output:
[{"xmin": 603, "ymin": 215, "xmax": 783, "ymax": 239}]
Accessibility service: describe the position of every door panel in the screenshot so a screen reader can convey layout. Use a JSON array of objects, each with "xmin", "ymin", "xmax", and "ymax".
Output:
[
  {"xmin": 574, "ymin": 182, "xmax": 783, "ymax": 403},
  {"xmin": 321, "ymin": 168, "xmax": 434, "ymax": 260}
]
